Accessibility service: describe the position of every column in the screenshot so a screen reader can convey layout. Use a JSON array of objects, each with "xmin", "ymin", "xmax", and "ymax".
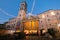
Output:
[
  {"xmin": 34, "ymin": 21, "xmax": 36, "ymax": 30},
  {"xmin": 30, "ymin": 21, "xmax": 32, "ymax": 31},
  {"xmin": 29, "ymin": 21, "xmax": 32, "ymax": 33}
]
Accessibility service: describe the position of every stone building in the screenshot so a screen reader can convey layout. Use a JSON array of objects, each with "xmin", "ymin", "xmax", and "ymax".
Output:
[
  {"xmin": 6, "ymin": 1, "xmax": 27, "ymax": 30},
  {"xmin": 6, "ymin": 18, "xmax": 16, "ymax": 29},
  {"xmin": 38, "ymin": 10, "xmax": 60, "ymax": 32},
  {"xmin": 6, "ymin": 1, "xmax": 60, "ymax": 33}
]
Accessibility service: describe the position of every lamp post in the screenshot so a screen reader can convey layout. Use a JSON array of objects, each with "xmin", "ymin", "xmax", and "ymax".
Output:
[
  {"xmin": 57, "ymin": 24, "xmax": 60, "ymax": 27},
  {"xmin": 57, "ymin": 23, "xmax": 60, "ymax": 32}
]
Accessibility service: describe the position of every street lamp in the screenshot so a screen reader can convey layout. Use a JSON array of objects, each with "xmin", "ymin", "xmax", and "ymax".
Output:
[
  {"xmin": 57, "ymin": 24, "xmax": 60, "ymax": 27},
  {"xmin": 51, "ymin": 12, "xmax": 55, "ymax": 16},
  {"xmin": 42, "ymin": 15, "xmax": 45, "ymax": 18},
  {"xmin": 57, "ymin": 23, "xmax": 60, "ymax": 32}
]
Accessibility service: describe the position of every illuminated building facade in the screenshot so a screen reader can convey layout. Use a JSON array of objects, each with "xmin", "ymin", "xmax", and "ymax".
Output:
[
  {"xmin": 6, "ymin": 18, "xmax": 16, "ymax": 29},
  {"xmin": 6, "ymin": 1, "xmax": 60, "ymax": 33},
  {"xmin": 38, "ymin": 10, "xmax": 60, "ymax": 32}
]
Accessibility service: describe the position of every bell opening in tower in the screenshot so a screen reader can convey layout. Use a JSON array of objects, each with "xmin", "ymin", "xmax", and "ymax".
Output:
[{"xmin": 20, "ymin": 1, "xmax": 27, "ymax": 11}]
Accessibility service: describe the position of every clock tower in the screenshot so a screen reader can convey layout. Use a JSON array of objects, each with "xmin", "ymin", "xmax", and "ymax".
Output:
[
  {"xmin": 18, "ymin": 1, "xmax": 27, "ymax": 20},
  {"xmin": 16, "ymin": 0, "xmax": 27, "ymax": 32}
]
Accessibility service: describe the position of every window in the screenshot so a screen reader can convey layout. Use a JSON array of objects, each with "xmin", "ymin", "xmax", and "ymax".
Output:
[
  {"xmin": 59, "ymin": 17, "xmax": 60, "ymax": 19},
  {"xmin": 22, "ymin": 4, "xmax": 24, "ymax": 6},
  {"xmin": 20, "ymin": 14, "xmax": 21, "ymax": 16},
  {"xmin": 57, "ymin": 12, "xmax": 59, "ymax": 15},
  {"xmin": 42, "ymin": 25, "xmax": 43, "ymax": 27},
  {"xmin": 49, "ymin": 24, "xmax": 51, "ymax": 26},
  {"xmin": 47, "ymin": 15, "xmax": 48, "ymax": 17},
  {"xmin": 14, "ymin": 24, "xmax": 15, "ymax": 25},
  {"xmin": 15, "ymin": 20, "xmax": 16, "ymax": 22},
  {"xmin": 41, "ymin": 21, "xmax": 42, "ymax": 23},
  {"xmin": 48, "ymin": 19, "xmax": 50, "ymax": 21}
]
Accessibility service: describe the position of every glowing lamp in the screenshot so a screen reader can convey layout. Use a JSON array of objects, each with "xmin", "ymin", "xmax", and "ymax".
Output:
[
  {"xmin": 51, "ymin": 12, "xmax": 55, "ymax": 15},
  {"xmin": 42, "ymin": 15, "xmax": 45, "ymax": 18},
  {"xmin": 57, "ymin": 23, "xmax": 60, "ymax": 27}
]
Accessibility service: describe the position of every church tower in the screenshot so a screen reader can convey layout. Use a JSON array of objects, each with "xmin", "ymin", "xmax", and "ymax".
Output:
[
  {"xmin": 18, "ymin": 0, "xmax": 27, "ymax": 20},
  {"xmin": 16, "ymin": 0, "xmax": 27, "ymax": 32}
]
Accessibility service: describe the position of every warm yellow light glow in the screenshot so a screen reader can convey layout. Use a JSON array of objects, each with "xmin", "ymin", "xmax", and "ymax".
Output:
[
  {"xmin": 7, "ymin": 30, "xmax": 15, "ymax": 34},
  {"xmin": 30, "ymin": 30, "xmax": 32, "ymax": 33},
  {"xmin": 24, "ymin": 30, "xmax": 29, "ymax": 34},
  {"xmin": 32, "ymin": 30, "xmax": 37, "ymax": 33},
  {"xmin": 36, "ymin": 21, "xmax": 38, "ymax": 28},
  {"xmin": 31, "ymin": 21, "xmax": 34, "ymax": 29},
  {"xmin": 42, "ymin": 30, "xmax": 46, "ymax": 34},
  {"xmin": 42, "ymin": 15, "xmax": 45, "ymax": 18},
  {"xmin": 30, "ymin": 30, "xmax": 37, "ymax": 33},
  {"xmin": 24, "ymin": 30, "xmax": 37, "ymax": 34},
  {"xmin": 24, "ymin": 21, "xmax": 31, "ymax": 29},
  {"xmin": 57, "ymin": 24, "xmax": 60, "ymax": 27},
  {"xmin": 16, "ymin": 30, "xmax": 20, "ymax": 32},
  {"xmin": 51, "ymin": 12, "xmax": 55, "ymax": 15},
  {"xmin": 24, "ymin": 20, "xmax": 38, "ymax": 30}
]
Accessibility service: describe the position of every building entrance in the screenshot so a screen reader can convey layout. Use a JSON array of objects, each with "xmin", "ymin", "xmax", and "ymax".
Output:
[{"xmin": 23, "ymin": 20, "xmax": 39, "ymax": 34}]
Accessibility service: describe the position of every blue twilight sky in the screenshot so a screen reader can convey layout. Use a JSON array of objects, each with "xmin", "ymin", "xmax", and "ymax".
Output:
[{"xmin": 0, "ymin": 0, "xmax": 60, "ymax": 24}]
